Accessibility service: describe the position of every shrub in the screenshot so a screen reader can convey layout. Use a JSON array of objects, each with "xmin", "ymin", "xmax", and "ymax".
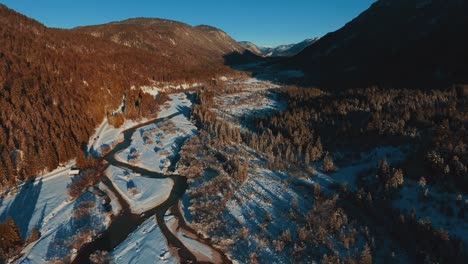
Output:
[
  {"xmin": 73, "ymin": 201, "xmax": 96, "ymax": 218},
  {"xmin": 239, "ymin": 227, "xmax": 249, "ymax": 240},
  {"xmin": 323, "ymin": 155, "xmax": 336, "ymax": 172},
  {"xmin": 28, "ymin": 227, "xmax": 40, "ymax": 243},
  {"xmin": 89, "ymin": 250, "xmax": 111, "ymax": 264},
  {"xmin": 273, "ymin": 239, "xmax": 285, "ymax": 253},
  {"xmin": 264, "ymin": 213, "xmax": 273, "ymax": 222},
  {"xmin": 360, "ymin": 243, "xmax": 372, "ymax": 264},
  {"xmin": 249, "ymin": 252, "xmax": 258, "ymax": 264},
  {"xmin": 313, "ymin": 183, "xmax": 321, "ymax": 198},
  {"xmin": 108, "ymin": 113, "xmax": 125, "ymax": 128},
  {"xmin": 298, "ymin": 227, "xmax": 309, "ymax": 242},
  {"xmin": 68, "ymin": 162, "xmax": 105, "ymax": 199},
  {"xmin": 280, "ymin": 230, "xmax": 292, "ymax": 244}
]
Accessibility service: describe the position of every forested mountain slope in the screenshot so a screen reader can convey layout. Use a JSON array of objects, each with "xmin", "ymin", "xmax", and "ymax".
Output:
[{"xmin": 0, "ymin": 4, "xmax": 243, "ymax": 188}]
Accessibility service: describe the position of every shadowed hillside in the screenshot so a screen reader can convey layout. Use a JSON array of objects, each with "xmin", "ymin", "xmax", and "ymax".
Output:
[{"xmin": 289, "ymin": 0, "xmax": 468, "ymax": 89}]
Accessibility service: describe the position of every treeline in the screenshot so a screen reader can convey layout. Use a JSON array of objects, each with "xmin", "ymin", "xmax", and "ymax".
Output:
[
  {"xmin": 350, "ymin": 160, "xmax": 467, "ymax": 263},
  {"xmin": 188, "ymin": 88, "xmax": 377, "ymax": 262},
  {"xmin": 191, "ymin": 88, "xmax": 328, "ymax": 172},
  {"xmin": 109, "ymin": 90, "xmax": 170, "ymax": 126},
  {"xmin": 0, "ymin": 4, "xmax": 237, "ymax": 189},
  {"xmin": 188, "ymin": 83, "xmax": 467, "ymax": 262},
  {"xmin": 68, "ymin": 159, "xmax": 106, "ymax": 199},
  {"xmin": 264, "ymin": 85, "xmax": 467, "ymax": 192},
  {"xmin": 180, "ymin": 132, "xmax": 250, "ymax": 234}
]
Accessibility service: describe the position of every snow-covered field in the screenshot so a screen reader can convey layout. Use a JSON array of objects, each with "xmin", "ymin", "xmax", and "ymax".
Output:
[
  {"xmin": 106, "ymin": 166, "xmax": 173, "ymax": 214},
  {"xmin": 183, "ymin": 144, "xmax": 410, "ymax": 263},
  {"xmin": 214, "ymin": 91, "xmax": 285, "ymax": 122},
  {"xmin": 225, "ymin": 168, "xmax": 308, "ymax": 228},
  {"xmin": 221, "ymin": 168, "xmax": 309, "ymax": 263},
  {"xmin": 0, "ymin": 167, "xmax": 72, "ymax": 240},
  {"xmin": 88, "ymin": 117, "xmax": 151, "ymax": 157},
  {"xmin": 212, "ymin": 79, "xmax": 285, "ymax": 125},
  {"xmin": 310, "ymin": 146, "xmax": 407, "ymax": 192},
  {"xmin": 88, "ymin": 92, "xmax": 194, "ymax": 157},
  {"xmin": 393, "ymin": 183, "xmax": 468, "ymax": 245},
  {"xmin": 0, "ymin": 166, "xmax": 110, "ymax": 263},
  {"xmin": 179, "ymin": 80, "xmax": 420, "ymax": 263},
  {"xmin": 0, "ymin": 91, "xmax": 203, "ymax": 263},
  {"xmin": 158, "ymin": 93, "xmax": 194, "ymax": 119},
  {"xmin": 20, "ymin": 192, "xmax": 109, "ymax": 263},
  {"xmin": 166, "ymin": 215, "xmax": 222, "ymax": 263},
  {"xmin": 140, "ymin": 82, "xmax": 202, "ymax": 96},
  {"xmin": 111, "ymin": 216, "xmax": 176, "ymax": 264},
  {"xmin": 116, "ymin": 93, "xmax": 197, "ymax": 173}
]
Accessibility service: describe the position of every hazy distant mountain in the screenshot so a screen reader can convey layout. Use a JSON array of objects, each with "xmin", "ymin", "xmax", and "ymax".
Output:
[
  {"xmin": 290, "ymin": 0, "xmax": 468, "ymax": 88},
  {"xmin": 239, "ymin": 38, "xmax": 318, "ymax": 57},
  {"xmin": 238, "ymin": 41, "xmax": 263, "ymax": 55}
]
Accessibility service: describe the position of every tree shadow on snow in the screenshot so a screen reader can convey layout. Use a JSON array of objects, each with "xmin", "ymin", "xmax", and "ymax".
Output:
[
  {"xmin": 45, "ymin": 192, "xmax": 104, "ymax": 260},
  {"xmin": 167, "ymin": 134, "xmax": 196, "ymax": 172},
  {"xmin": 35, "ymin": 202, "xmax": 48, "ymax": 231},
  {"xmin": 176, "ymin": 105, "xmax": 191, "ymax": 119},
  {"xmin": 0, "ymin": 178, "xmax": 43, "ymax": 239},
  {"xmin": 126, "ymin": 180, "xmax": 136, "ymax": 190}
]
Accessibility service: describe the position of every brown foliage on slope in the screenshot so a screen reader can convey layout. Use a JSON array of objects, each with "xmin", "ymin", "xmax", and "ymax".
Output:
[
  {"xmin": 0, "ymin": 4, "xmax": 244, "ymax": 188},
  {"xmin": 73, "ymin": 19, "xmax": 245, "ymax": 81}
]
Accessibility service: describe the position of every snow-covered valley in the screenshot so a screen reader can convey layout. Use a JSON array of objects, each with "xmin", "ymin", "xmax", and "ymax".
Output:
[{"xmin": 1, "ymin": 78, "xmax": 466, "ymax": 264}]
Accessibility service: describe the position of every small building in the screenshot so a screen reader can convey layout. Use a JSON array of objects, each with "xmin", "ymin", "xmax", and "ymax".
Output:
[{"xmin": 69, "ymin": 169, "xmax": 80, "ymax": 176}]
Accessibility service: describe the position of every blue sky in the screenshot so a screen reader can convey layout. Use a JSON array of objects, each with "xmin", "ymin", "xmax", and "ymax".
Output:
[{"xmin": 0, "ymin": 0, "xmax": 376, "ymax": 46}]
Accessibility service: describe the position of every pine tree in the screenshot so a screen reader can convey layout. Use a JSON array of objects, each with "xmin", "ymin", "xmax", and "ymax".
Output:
[
  {"xmin": 386, "ymin": 169, "xmax": 404, "ymax": 190},
  {"xmin": 311, "ymin": 137, "xmax": 323, "ymax": 161},
  {"xmin": 323, "ymin": 155, "xmax": 336, "ymax": 172},
  {"xmin": 76, "ymin": 149, "xmax": 88, "ymax": 168},
  {"xmin": 5, "ymin": 216, "xmax": 21, "ymax": 242},
  {"xmin": 360, "ymin": 243, "xmax": 372, "ymax": 264},
  {"xmin": 0, "ymin": 216, "xmax": 23, "ymax": 255},
  {"xmin": 315, "ymin": 137, "xmax": 323, "ymax": 157},
  {"xmin": 28, "ymin": 227, "xmax": 40, "ymax": 243},
  {"xmin": 378, "ymin": 159, "xmax": 389, "ymax": 177},
  {"xmin": 304, "ymin": 151, "xmax": 310, "ymax": 167}
]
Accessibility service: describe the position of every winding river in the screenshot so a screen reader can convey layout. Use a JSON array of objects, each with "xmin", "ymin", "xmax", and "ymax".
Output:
[{"xmin": 73, "ymin": 109, "xmax": 230, "ymax": 263}]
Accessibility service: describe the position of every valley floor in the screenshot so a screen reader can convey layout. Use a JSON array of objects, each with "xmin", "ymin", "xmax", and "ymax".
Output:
[{"xmin": 1, "ymin": 77, "xmax": 466, "ymax": 264}]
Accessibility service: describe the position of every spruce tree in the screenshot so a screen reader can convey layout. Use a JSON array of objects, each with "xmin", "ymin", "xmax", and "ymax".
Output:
[{"xmin": 360, "ymin": 243, "xmax": 372, "ymax": 264}]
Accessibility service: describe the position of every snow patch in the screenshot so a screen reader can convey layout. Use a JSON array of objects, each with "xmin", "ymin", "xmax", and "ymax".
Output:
[
  {"xmin": 111, "ymin": 217, "xmax": 176, "ymax": 264},
  {"xmin": 106, "ymin": 166, "xmax": 173, "ymax": 214}
]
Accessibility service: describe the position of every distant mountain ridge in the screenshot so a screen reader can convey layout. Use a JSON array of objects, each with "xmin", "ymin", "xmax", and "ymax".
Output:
[
  {"xmin": 239, "ymin": 38, "xmax": 318, "ymax": 57},
  {"xmin": 289, "ymin": 0, "xmax": 468, "ymax": 88},
  {"xmin": 73, "ymin": 18, "xmax": 244, "ymax": 70},
  {"xmin": 238, "ymin": 41, "xmax": 263, "ymax": 55}
]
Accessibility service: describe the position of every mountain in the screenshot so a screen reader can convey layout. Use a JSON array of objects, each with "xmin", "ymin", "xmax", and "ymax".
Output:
[
  {"xmin": 285, "ymin": 38, "xmax": 320, "ymax": 56},
  {"xmin": 239, "ymin": 38, "xmax": 318, "ymax": 57},
  {"xmin": 0, "ymin": 4, "xmax": 245, "ymax": 187},
  {"xmin": 262, "ymin": 38, "xmax": 319, "ymax": 57},
  {"xmin": 289, "ymin": 0, "xmax": 468, "ymax": 88},
  {"xmin": 73, "ymin": 19, "xmax": 244, "ymax": 70},
  {"xmin": 238, "ymin": 41, "xmax": 263, "ymax": 55}
]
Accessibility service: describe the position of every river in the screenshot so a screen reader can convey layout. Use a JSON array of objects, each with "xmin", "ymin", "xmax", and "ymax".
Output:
[{"xmin": 73, "ymin": 108, "xmax": 229, "ymax": 263}]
